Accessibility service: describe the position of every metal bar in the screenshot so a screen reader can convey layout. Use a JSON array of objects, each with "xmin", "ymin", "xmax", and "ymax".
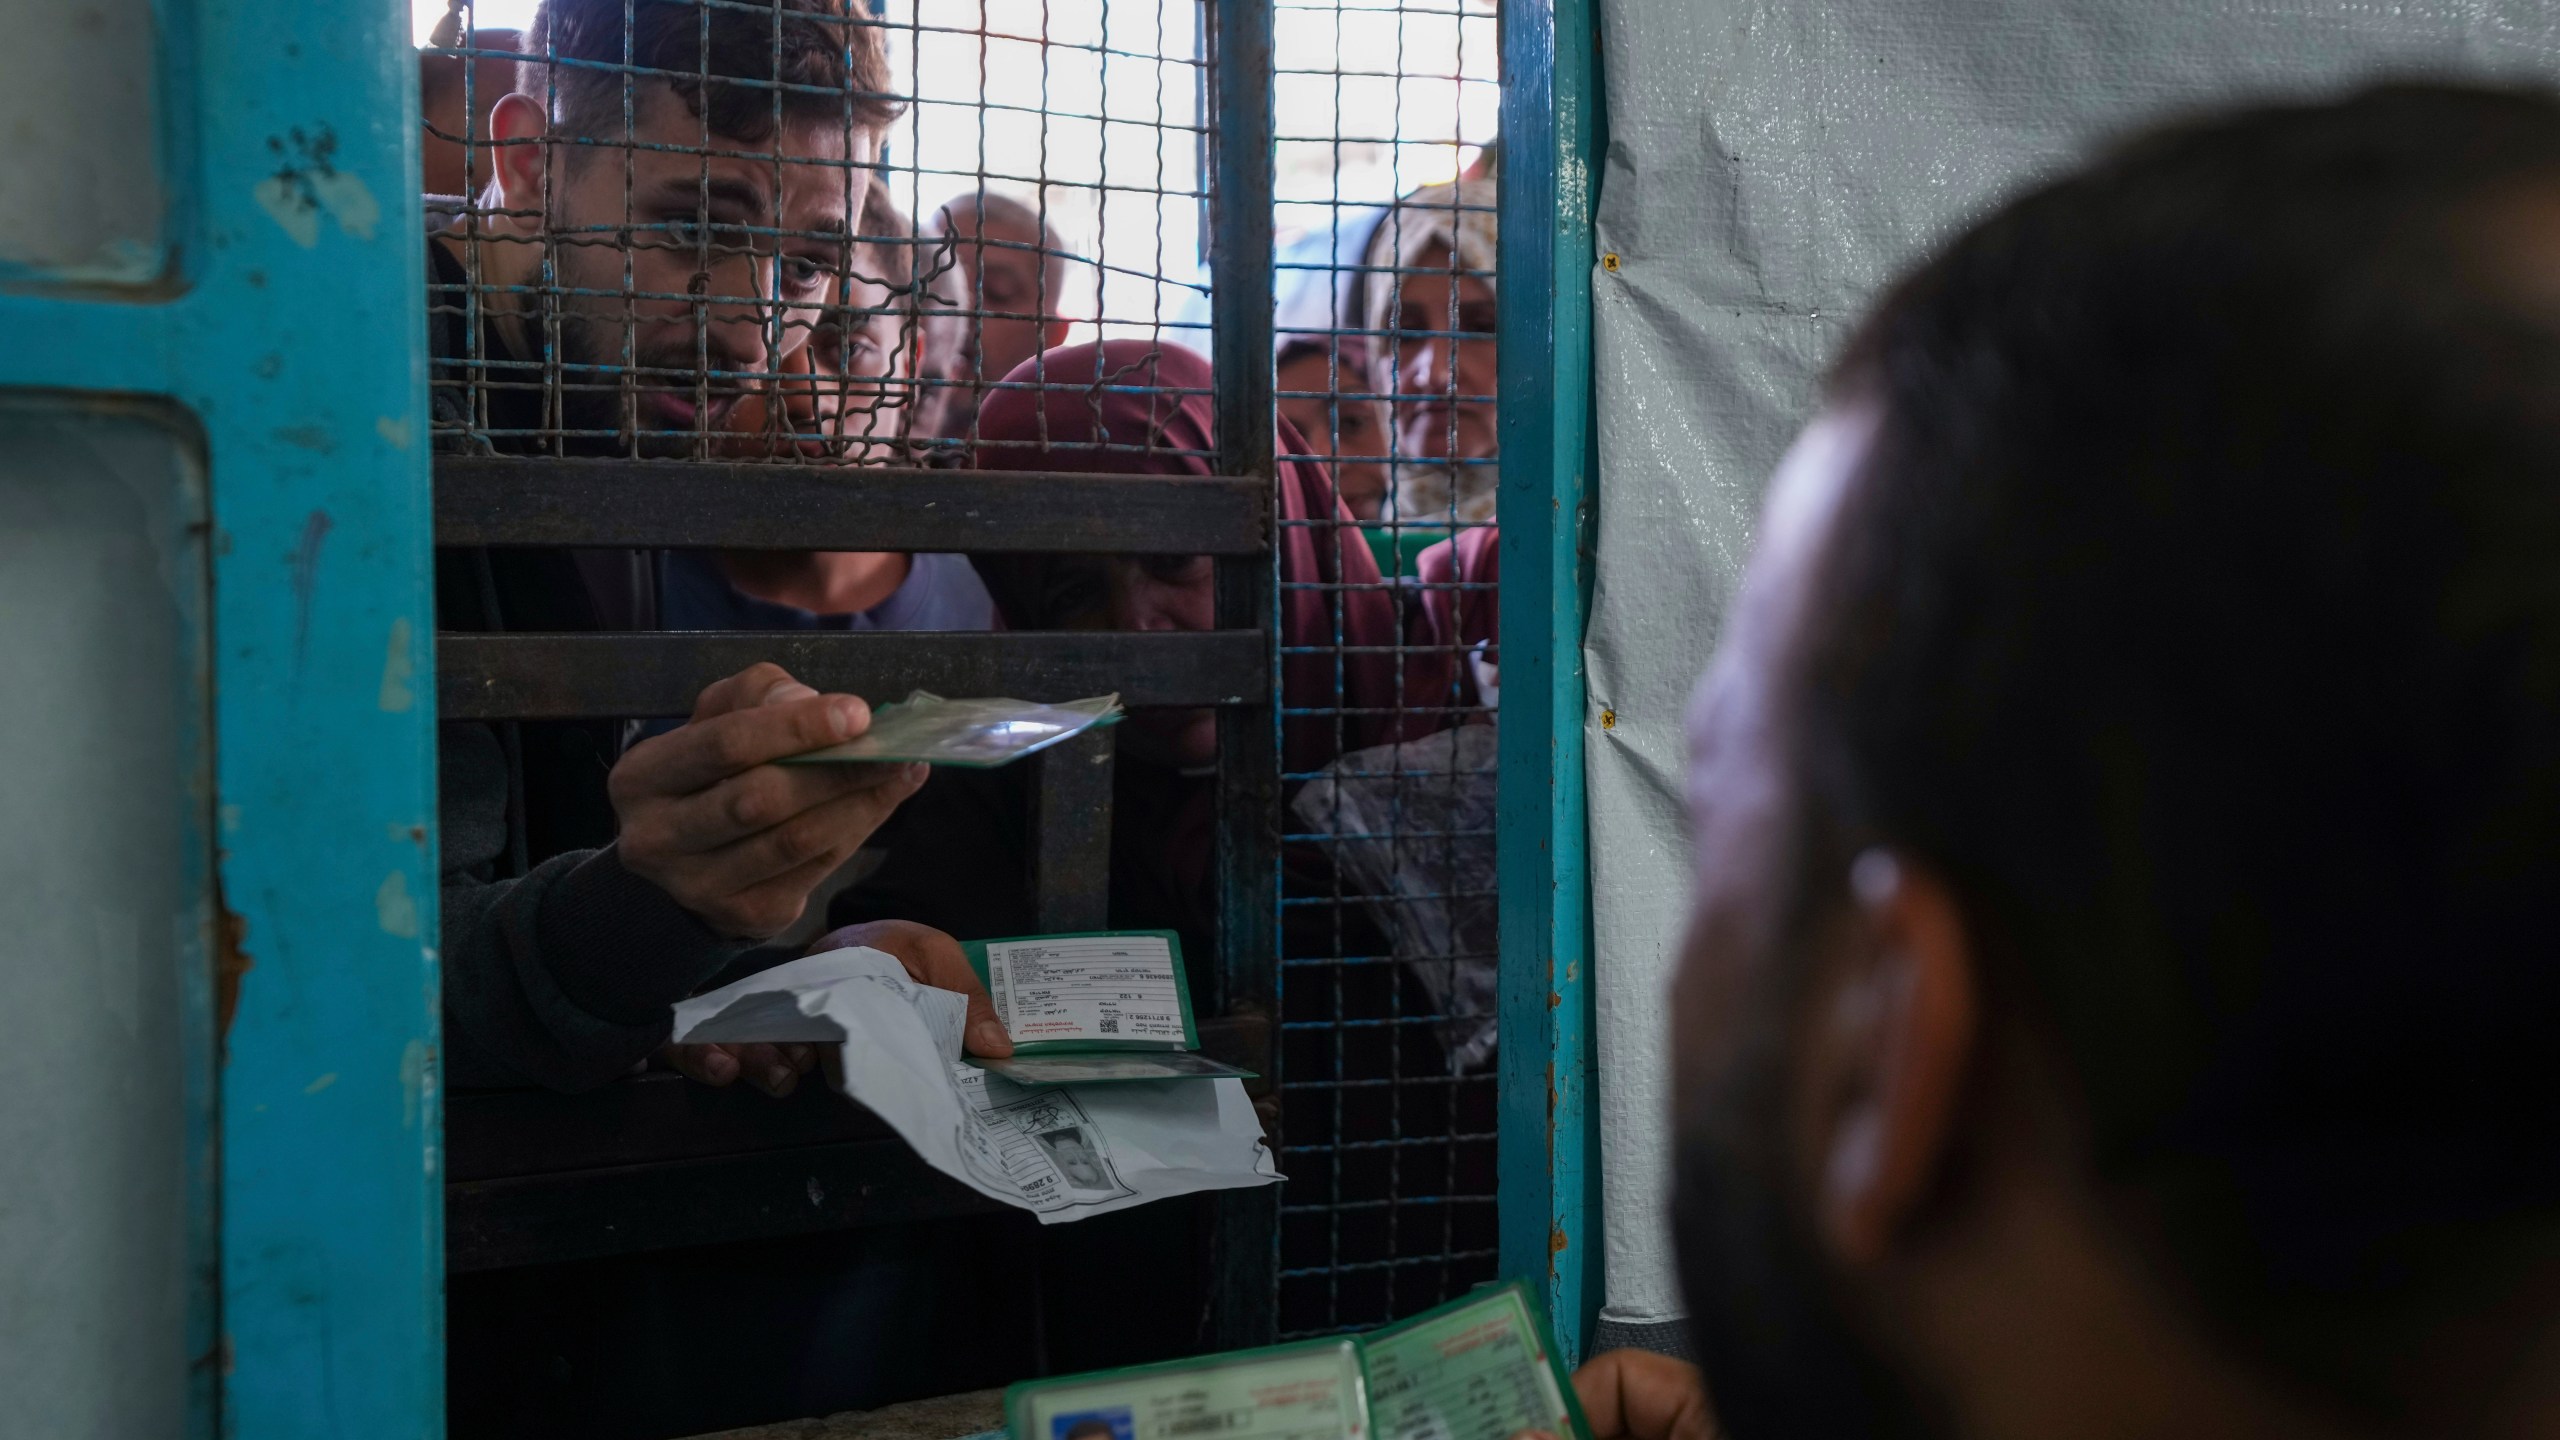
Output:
[
  {"xmin": 446, "ymin": 1139, "xmax": 1006, "ymax": 1273},
  {"xmin": 78, "ymin": 2, "xmax": 448, "ymax": 1433},
  {"xmin": 435, "ymin": 457, "xmax": 1270, "ymax": 554},
  {"xmin": 1029, "ymin": 726, "xmax": 1119, "ymax": 932},
  {"xmin": 436, "ymin": 630, "xmax": 1268, "ymax": 719},
  {"xmin": 445, "ymin": 1072, "xmax": 898, "ymax": 1184},
  {"xmin": 1497, "ymin": 0, "xmax": 1604, "ymax": 1366},
  {"xmin": 1206, "ymin": 0, "xmax": 1282, "ymax": 1356}
]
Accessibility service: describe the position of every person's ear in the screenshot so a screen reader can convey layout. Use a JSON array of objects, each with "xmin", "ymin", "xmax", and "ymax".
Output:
[
  {"xmin": 1804, "ymin": 850, "xmax": 1977, "ymax": 1269},
  {"xmin": 487, "ymin": 92, "xmax": 550, "ymax": 233}
]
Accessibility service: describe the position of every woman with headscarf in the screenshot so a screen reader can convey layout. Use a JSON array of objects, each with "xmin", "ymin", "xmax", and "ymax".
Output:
[
  {"xmin": 827, "ymin": 340, "xmax": 1461, "ymax": 964},
  {"xmin": 1363, "ymin": 177, "xmax": 1499, "ymax": 576},
  {"xmin": 1275, "ymin": 332, "xmax": 1391, "ymax": 523}
]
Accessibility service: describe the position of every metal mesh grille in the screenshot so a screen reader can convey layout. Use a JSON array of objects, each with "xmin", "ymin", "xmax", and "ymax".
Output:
[
  {"xmin": 1268, "ymin": 0, "xmax": 1503, "ymax": 1338},
  {"xmin": 418, "ymin": 0, "xmax": 1504, "ymax": 1345},
  {"xmin": 419, "ymin": 0, "xmax": 1207, "ymax": 464}
]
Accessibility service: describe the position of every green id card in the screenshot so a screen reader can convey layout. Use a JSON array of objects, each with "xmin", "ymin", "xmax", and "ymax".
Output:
[
  {"xmin": 780, "ymin": 691, "xmax": 1122, "ymax": 768},
  {"xmin": 962, "ymin": 931, "xmax": 1199, "ymax": 1054},
  {"xmin": 1005, "ymin": 1281, "xmax": 1591, "ymax": 1440}
]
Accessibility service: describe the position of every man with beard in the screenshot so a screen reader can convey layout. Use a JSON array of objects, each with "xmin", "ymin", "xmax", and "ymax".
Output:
[
  {"xmin": 1548, "ymin": 85, "xmax": 2560, "ymax": 1440},
  {"xmin": 427, "ymin": 0, "xmax": 1009, "ymax": 1096}
]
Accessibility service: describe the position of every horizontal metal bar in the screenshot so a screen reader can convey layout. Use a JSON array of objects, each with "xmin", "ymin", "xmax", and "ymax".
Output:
[
  {"xmin": 1280, "ymin": 1132, "xmax": 1499, "ymax": 1153},
  {"xmin": 445, "ymin": 1071, "xmax": 893, "ymax": 1184},
  {"xmin": 435, "ymin": 456, "xmax": 1268, "ymax": 554},
  {"xmin": 1279, "ymin": 1249, "xmax": 1500, "ymax": 1279},
  {"xmin": 1275, "ymin": 1075, "xmax": 1490, "ymax": 1091},
  {"xmin": 446, "ymin": 1137, "xmax": 1004, "ymax": 1273},
  {"xmin": 1282, "ymin": 1013, "xmax": 1489, "ymax": 1030},
  {"xmin": 438, "ymin": 630, "xmax": 1269, "ymax": 719},
  {"xmin": 1280, "ymin": 1183, "xmax": 1495, "ymax": 1204}
]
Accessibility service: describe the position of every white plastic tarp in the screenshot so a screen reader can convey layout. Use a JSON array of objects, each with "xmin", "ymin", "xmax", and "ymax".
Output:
[{"xmin": 1585, "ymin": 0, "xmax": 2560, "ymax": 1336}]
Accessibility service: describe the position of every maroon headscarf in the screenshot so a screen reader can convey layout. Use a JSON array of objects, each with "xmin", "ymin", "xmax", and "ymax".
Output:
[
  {"xmin": 972, "ymin": 340, "xmax": 1454, "ymax": 769},
  {"xmin": 1413, "ymin": 524, "xmax": 1499, "ymax": 710}
]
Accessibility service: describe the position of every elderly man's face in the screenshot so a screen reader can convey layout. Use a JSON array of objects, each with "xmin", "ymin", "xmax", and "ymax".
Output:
[{"xmin": 1667, "ymin": 404, "xmax": 1943, "ymax": 1440}]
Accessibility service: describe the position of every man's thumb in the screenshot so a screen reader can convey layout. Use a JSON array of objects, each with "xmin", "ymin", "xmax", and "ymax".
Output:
[{"xmin": 967, "ymin": 1008, "xmax": 1014, "ymax": 1058}]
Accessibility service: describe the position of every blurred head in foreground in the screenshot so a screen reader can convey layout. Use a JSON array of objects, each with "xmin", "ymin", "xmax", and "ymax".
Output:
[{"xmin": 1672, "ymin": 84, "xmax": 2560, "ymax": 1440}]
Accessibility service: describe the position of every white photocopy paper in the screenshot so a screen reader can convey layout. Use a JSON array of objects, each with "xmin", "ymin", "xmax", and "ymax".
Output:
[{"xmin": 671, "ymin": 948, "xmax": 1279, "ymax": 1224}]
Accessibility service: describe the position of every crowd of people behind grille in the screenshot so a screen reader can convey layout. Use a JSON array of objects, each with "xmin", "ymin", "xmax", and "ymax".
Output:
[
  {"xmin": 424, "ymin": 1, "xmax": 1500, "ymax": 1429},
  {"xmin": 420, "ymin": 0, "xmax": 1501, "ymax": 1061},
  {"xmin": 418, "ymin": 4, "xmax": 2560, "ymax": 1440}
]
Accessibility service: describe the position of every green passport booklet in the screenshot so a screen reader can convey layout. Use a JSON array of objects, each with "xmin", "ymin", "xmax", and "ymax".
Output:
[
  {"xmin": 1006, "ymin": 1280, "xmax": 1591, "ymax": 1440},
  {"xmin": 961, "ymin": 931, "xmax": 1255, "ymax": 1085}
]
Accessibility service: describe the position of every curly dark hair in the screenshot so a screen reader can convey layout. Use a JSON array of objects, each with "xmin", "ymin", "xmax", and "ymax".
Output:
[{"xmin": 517, "ymin": 0, "xmax": 899, "ymax": 150}]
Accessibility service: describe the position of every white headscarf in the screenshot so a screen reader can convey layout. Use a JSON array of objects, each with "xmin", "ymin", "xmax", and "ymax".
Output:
[{"xmin": 1360, "ymin": 179, "xmax": 1498, "ymax": 341}]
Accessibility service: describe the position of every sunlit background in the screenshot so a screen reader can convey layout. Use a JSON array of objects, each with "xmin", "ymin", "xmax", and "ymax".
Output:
[{"xmin": 414, "ymin": 0, "xmax": 1495, "ymax": 342}]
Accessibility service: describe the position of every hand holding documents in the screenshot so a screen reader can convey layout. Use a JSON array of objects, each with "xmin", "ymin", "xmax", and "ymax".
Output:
[
  {"xmin": 1006, "ymin": 1280, "xmax": 1591, "ymax": 1440},
  {"xmin": 670, "ymin": 942, "xmax": 1277, "ymax": 1223}
]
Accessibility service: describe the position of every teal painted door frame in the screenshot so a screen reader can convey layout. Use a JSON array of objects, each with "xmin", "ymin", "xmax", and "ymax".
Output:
[
  {"xmin": 0, "ymin": 0, "xmax": 441, "ymax": 1434},
  {"xmin": 1496, "ymin": 0, "xmax": 1605, "ymax": 1366}
]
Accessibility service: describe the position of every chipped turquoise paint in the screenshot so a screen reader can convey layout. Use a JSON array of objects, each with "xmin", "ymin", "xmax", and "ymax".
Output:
[
  {"xmin": 1496, "ymin": 0, "xmax": 1604, "ymax": 1367},
  {"xmin": 0, "ymin": 0, "xmax": 439, "ymax": 1434}
]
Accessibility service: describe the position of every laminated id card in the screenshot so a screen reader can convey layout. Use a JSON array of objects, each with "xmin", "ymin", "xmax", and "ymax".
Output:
[
  {"xmin": 1006, "ymin": 1280, "xmax": 1590, "ymax": 1440},
  {"xmin": 781, "ymin": 691, "xmax": 1121, "ymax": 768},
  {"xmin": 958, "ymin": 931, "xmax": 1257, "ymax": 1083}
]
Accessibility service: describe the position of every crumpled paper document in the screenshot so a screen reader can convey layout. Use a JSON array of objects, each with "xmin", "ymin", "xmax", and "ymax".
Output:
[{"xmin": 671, "ymin": 947, "xmax": 1280, "ymax": 1223}]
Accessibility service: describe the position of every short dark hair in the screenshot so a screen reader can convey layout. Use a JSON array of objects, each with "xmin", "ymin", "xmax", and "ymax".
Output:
[
  {"xmin": 928, "ymin": 190, "xmax": 1073, "ymax": 291},
  {"xmin": 1800, "ymin": 83, "xmax": 2560, "ymax": 1419},
  {"xmin": 518, "ymin": 0, "xmax": 898, "ymax": 148}
]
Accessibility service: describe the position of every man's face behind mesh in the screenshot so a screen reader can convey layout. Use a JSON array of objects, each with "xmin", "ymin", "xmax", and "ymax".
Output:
[{"xmin": 545, "ymin": 83, "xmax": 871, "ymax": 451}]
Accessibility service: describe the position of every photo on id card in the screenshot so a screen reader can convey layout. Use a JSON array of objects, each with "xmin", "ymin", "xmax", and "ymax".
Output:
[
  {"xmin": 1046, "ymin": 1409, "xmax": 1134, "ymax": 1440},
  {"xmin": 995, "ymin": 1089, "xmax": 1133, "ymax": 1201}
]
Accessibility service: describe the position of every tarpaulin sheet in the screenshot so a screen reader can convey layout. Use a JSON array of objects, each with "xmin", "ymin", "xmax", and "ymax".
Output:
[{"xmin": 1585, "ymin": 0, "xmax": 2560, "ymax": 1339}]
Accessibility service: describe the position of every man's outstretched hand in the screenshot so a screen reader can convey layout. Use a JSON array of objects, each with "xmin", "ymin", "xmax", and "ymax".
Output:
[
  {"xmin": 655, "ymin": 1039, "xmax": 818, "ymax": 1097},
  {"xmin": 654, "ymin": 919, "xmax": 1011, "ymax": 1096},
  {"xmin": 1511, "ymin": 1348, "xmax": 1716, "ymax": 1440},
  {"xmin": 611, "ymin": 662, "xmax": 928, "ymax": 941},
  {"xmin": 809, "ymin": 918, "xmax": 1014, "ymax": 1058}
]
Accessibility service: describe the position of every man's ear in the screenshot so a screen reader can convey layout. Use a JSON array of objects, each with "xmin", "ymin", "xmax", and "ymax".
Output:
[
  {"xmin": 486, "ymin": 92, "xmax": 550, "ymax": 234},
  {"xmin": 1805, "ymin": 850, "xmax": 1978, "ymax": 1269}
]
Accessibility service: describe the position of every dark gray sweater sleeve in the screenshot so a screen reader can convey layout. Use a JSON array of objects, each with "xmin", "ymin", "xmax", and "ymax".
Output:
[{"xmin": 440, "ymin": 721, "xmax": 745, "ymax": 1091}]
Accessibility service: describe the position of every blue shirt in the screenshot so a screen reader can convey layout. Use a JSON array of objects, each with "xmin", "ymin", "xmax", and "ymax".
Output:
[
  {"xmin": 657, "ymin": 550, "xmax": 997, "ymax": 634},
  {"xmin": 642, "ymin": 552, "xmax": 998, "ymax": 742}
]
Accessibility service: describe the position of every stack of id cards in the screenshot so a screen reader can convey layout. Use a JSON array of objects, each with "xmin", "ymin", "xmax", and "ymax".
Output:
[
  {"xmin": 1006, "ymin": 1279, "xmax": 1591, "ymax": 1440},
  {"xmin": 962, "ymin": 931, "xmax": 1258, "ymax": 1086}
]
